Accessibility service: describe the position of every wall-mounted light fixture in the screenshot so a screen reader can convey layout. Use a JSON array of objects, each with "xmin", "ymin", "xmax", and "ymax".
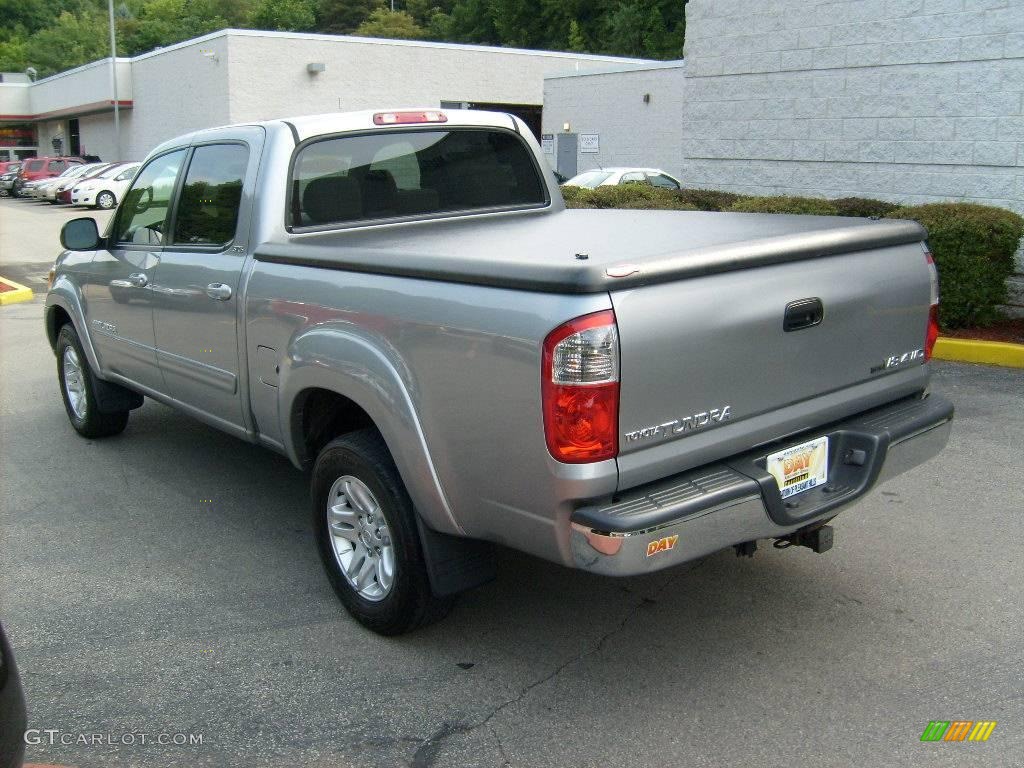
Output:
[
  {"xmin": 307, "ymin": 62, "xmax": 326, "ymax": 74},
  {"xmin": 562, "ymin": 122, "xmax": 571, "ymax": 132},
  {"xmin": 643, "ymin": 93, "xmax": 651, "ymax": 104},
  {"xmin": 200, "ymin": 49, "xmax": 219, "ymax": 64}
]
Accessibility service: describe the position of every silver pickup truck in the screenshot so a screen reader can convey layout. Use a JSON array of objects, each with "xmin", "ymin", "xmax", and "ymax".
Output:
[{"xmin": 46, "ymin": 108, "xmax": 953, "ymax": 635}]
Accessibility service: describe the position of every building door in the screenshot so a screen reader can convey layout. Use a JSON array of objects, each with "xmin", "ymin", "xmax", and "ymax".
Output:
[
  {"xmin": 556, "ymin": 133, "xmax": 577, "ymax": 179},
  {"xmin": 68, "ymin": 119, "xmax": 80, "ymax": 156},
  {"xmin": 151, "ymin": 136, "xmax": 258, "ymax": 431}
]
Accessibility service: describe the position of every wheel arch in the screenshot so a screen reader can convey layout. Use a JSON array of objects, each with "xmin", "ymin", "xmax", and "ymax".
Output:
[
  {"xmin": 45, "ymin": 287, "xmax": 103, "ymax": 374},
  {"xmin": 280, "ymin": 327, "xmax": 463, "ymax": 536}
]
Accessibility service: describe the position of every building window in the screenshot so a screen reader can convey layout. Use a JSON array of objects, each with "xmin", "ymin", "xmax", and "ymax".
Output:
[{"xmin": 0, "ymin": 124, "xmax": 37, "ymax": 148}]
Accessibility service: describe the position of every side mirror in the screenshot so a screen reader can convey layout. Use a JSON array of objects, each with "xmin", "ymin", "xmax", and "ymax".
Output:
[{"xmin": 61, "ymin": 217, "xmax": 101, "ymax": 251}]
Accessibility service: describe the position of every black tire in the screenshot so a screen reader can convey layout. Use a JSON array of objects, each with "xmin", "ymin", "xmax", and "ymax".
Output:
[
  {"xmin": 96, "ymin": 190, "xmax": 116, "ymax": 210},
  {"xmin": 312, "ymin": 429, "xmax": 453, "ymax": 635},
  {"xmin": 56, "ymin": 324, "xmax": 130, "ymax": 438}
]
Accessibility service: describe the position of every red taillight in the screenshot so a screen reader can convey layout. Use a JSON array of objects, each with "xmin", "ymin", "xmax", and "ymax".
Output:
[
  {"xmin": 373, "ymin": 110, "xmax": 448, "ymax": 125},
  {"xmin": 541, "ymin": 310, "xmax": 619, "ymax": 463},
  {"xmin": 925, "ymin": 250, "xmax": 940, "ymax": 361}
]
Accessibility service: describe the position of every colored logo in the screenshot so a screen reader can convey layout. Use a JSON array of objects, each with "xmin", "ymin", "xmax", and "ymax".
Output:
[
  {"xmin": 920, "ymin": 721, "xmax": 997, "ymax": 742},
  {"xmin": 646, "ymin": 534, "xmax": 678, "ymax": 557}
]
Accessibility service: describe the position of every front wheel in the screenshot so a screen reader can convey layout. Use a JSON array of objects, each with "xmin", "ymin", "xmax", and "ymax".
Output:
[
  {"xmin": 312, "ymin": 429, "xmax": 452, "ymax": 635},
  {"xmin": 96, "ymin": 190, "xmax": 116, "ymax": 210},
  {"xmin": 56, "ymin": 325, "xmax": 130, "ymax": 438}
]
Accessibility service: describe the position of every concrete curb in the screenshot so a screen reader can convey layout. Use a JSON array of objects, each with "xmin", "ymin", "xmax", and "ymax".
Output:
[
  {"xmin": 933, "ymin": 337, "xmax": 1024, "ymax": 369},
  {"xmin": 0, "ymin": 275, "xmax": 34, "ymax": 306}
]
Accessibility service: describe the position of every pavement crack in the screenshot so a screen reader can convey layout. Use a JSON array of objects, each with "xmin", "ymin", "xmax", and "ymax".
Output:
[{"xmin": 410, "ymin": 569, "xmax": 687, "ymax": 767}]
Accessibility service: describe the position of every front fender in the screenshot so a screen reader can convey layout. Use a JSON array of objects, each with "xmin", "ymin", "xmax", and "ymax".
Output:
[
  {"xmin": 279, "ymin": 324, "xmax": 464, "ymax": 536},
  {"xmin": 45, "ymin": 278, "xmax": 102, "ymax": 374}
]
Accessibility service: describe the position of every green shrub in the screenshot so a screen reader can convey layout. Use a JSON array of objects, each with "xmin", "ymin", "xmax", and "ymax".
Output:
[
  {"xmin": 561, "ymin": 183, "xmax": 683, "ymax": 209},
  {"xmin": 887, "ymin": 203, "xmax": 1024, "ymax": 329},
  {"xmin": 559, "ymin": 184, "xmax": 587, "ymax": 205},
  {"xmin": 831, "ymin": 196, "xmax": 899, "ymax": 218},
  {"xmin": 727, "ymin": 195, "xmax": 839, "ymax": 216},
  {"xmin": 674, "ymin": 188, "xmax": 747, "ymax": 211},
  {"xmin": 616, "ymin": 197, "xmax": 697, "ymax": 210}
]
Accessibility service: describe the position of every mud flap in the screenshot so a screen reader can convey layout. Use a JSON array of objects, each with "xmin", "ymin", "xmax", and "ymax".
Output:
[
  {"xmin": 415, "ymin": 515, "xmax": 496, "ymax": 597},
  {"xmin": 91, "ymin": 371, "xmax": 144, "ymax": 413}
]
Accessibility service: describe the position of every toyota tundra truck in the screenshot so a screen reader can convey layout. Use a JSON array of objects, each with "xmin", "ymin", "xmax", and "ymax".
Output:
[{"xmin": 45, "ymin": 108, "xmax": 953, "ymax": 635}]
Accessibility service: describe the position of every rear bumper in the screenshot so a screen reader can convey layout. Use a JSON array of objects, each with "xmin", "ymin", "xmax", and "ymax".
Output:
[{"xmin": 570, "ymin": 392, "xmax": 953, "ymax": 575}]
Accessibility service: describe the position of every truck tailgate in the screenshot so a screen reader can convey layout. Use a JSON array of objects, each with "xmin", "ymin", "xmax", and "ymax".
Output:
[{"xmin": 612, "ymin": 239, "xmax": 933, "ymax": 490}]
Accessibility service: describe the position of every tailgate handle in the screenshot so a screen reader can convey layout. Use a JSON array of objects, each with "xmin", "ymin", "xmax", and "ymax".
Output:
[{"xmin": 783, "ymin": 298, "xmax": 823, "ymax": 332}]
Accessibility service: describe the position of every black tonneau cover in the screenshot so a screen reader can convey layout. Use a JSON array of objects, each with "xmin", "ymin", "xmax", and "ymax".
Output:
[{"xmin": 255, "ymin": 208, "xmax": 926, "ymax": 294}]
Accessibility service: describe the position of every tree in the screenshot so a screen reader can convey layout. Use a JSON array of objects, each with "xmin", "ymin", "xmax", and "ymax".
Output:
[
  {"xmin": 0, "ymin": 38, "xmax": 28, "ymax": 73},
  {"xmin": 567, "ymin": 19, "xmax": 586, "ymax": 52},
  {"xmin": 25, "ymin": 10, "xmax": 109, "ymax": 77},
  {"xmin": 249, "ymin": 0, "xmax": 316, "ymax": 32},
  {"xmin": 118, "ymin": 0, "xmax": 229, "ymax": 56},
  {"xmin": 355, "ymin": 9, "xmax": 425, "ymax": 40},
  {"xmin": 316, "ymin": 0, "xmax": 384, "ymax": 34}
]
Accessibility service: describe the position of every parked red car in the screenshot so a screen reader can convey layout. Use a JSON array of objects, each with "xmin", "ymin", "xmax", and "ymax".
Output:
[{"xmin": 12, "ymin": 155, "xmax": 83, "ymax": 198}]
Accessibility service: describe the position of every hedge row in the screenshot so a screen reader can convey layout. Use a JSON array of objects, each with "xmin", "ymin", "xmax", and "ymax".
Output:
[{"xmin": 562, "ymin": 184, "xmax": 1023, "ymax": 329}]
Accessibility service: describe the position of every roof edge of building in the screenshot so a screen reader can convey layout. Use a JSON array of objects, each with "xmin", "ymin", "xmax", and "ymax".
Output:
[
  {"xmin": 544, "ymin": 59, "xmax": 686, "ymax": 80},
  {"xmin": 30, "ymin": 57, "xmax": 132, "ymax": 87},
  {"xmin": 127, "ymin": 28, "xmax": 654, "ymax": 65}
]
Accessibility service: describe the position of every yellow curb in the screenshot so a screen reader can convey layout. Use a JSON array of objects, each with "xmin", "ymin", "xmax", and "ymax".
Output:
[
  {"xmin": 0, "ymin": 274, "xmax": 34, "ymax": 306},
  {"xmin": 933, "ymin": 337, "xmax": 1024, "ymax": 368}
]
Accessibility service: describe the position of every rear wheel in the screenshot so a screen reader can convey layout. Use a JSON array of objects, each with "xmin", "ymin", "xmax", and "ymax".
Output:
[
  {"xmin": 96, "ymin": 190, "xmax": 116, "ymax": 210},
  {"xmin": 56, "ymin": 325, "xmax": 130, "ymax": 438},
  {"xmin": 312, "ymin": 429, "xmax": 452, "ymax": 635}
]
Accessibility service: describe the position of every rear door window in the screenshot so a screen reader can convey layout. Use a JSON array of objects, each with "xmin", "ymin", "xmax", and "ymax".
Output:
[
  {"xmin": 291, "ymin": 128, "xmax": 547, "ymax": 228},
  {"xmin": 172, "ymin": 144, "xmax": 248, "ymax": 247}
]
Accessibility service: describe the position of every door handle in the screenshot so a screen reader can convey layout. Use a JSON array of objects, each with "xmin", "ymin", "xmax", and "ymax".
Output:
[
  {"xmin": 206, "ymin": 283, "xmax": 232, "ymax": 301},
  {"xmin": 783, "ymin": 298, "xmax": 824, "ymax": 332},
  {"xmin": 128, "ymin": 272, "xmax": 148, "ymax": 287}
]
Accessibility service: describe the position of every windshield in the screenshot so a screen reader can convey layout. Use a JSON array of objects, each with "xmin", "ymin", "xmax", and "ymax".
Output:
[
  {"xmin": 565, "ymin": 170, "xmax": 613, "ymax": 189},
  {"xmin": 95, "ymin": 164, "xmax": 126, "ymax": 179}
]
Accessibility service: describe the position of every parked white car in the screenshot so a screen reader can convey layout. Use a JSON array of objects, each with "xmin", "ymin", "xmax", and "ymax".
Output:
[
  {"xmin": 71, "ymin": 162, "xmax": 140, "ymax": 209},
  {"xmin": 34, "ymin": 163, "xmax": 104, "ymax": 202},
  {"xmin": 562, "ymin": 167, "xmax": 683, "ymax": 190},
  {"xmin": 44, "ymin": 163, "xmax": 110, "ymax": 203}
]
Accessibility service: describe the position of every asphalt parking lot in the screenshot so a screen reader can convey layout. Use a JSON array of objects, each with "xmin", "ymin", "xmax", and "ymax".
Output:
[{"xmin": 1, "ymin": 197, "xmax": 1022, "ymax": 767}]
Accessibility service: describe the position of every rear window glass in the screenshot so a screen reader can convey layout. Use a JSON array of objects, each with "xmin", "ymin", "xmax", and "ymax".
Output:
[
  {"xmin": 25, "ymin": 160, "xmax": 43, "ymax": 171},
  {"xmin": 291, "ymin": 128, "xmax": 547, "ymax": 228}
]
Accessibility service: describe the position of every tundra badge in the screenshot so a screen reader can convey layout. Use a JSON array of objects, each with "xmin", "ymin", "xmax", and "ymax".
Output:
[{"xmin": 625, "ymin": 406, "xmax": 732, "ymax": 443}]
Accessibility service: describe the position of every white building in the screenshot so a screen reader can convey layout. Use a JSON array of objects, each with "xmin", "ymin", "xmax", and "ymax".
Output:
[
  {"xmin": 543, "ymin": 0, "xmax": 1024, "ymax": 314},
  {"xmin": 0, "ymin": 28, "xmax": 645, "ymax": 164}
]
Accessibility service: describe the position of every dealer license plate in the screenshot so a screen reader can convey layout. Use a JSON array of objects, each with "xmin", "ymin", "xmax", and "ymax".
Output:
[{"xmin": 766, "ymin": 436, "xmax": 829, "ymax": 499}]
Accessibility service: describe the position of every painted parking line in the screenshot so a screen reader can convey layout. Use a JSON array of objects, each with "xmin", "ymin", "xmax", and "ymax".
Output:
[{"xmin": 0, "ymin": 274, "xmax": 34, "ymax": 305}]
